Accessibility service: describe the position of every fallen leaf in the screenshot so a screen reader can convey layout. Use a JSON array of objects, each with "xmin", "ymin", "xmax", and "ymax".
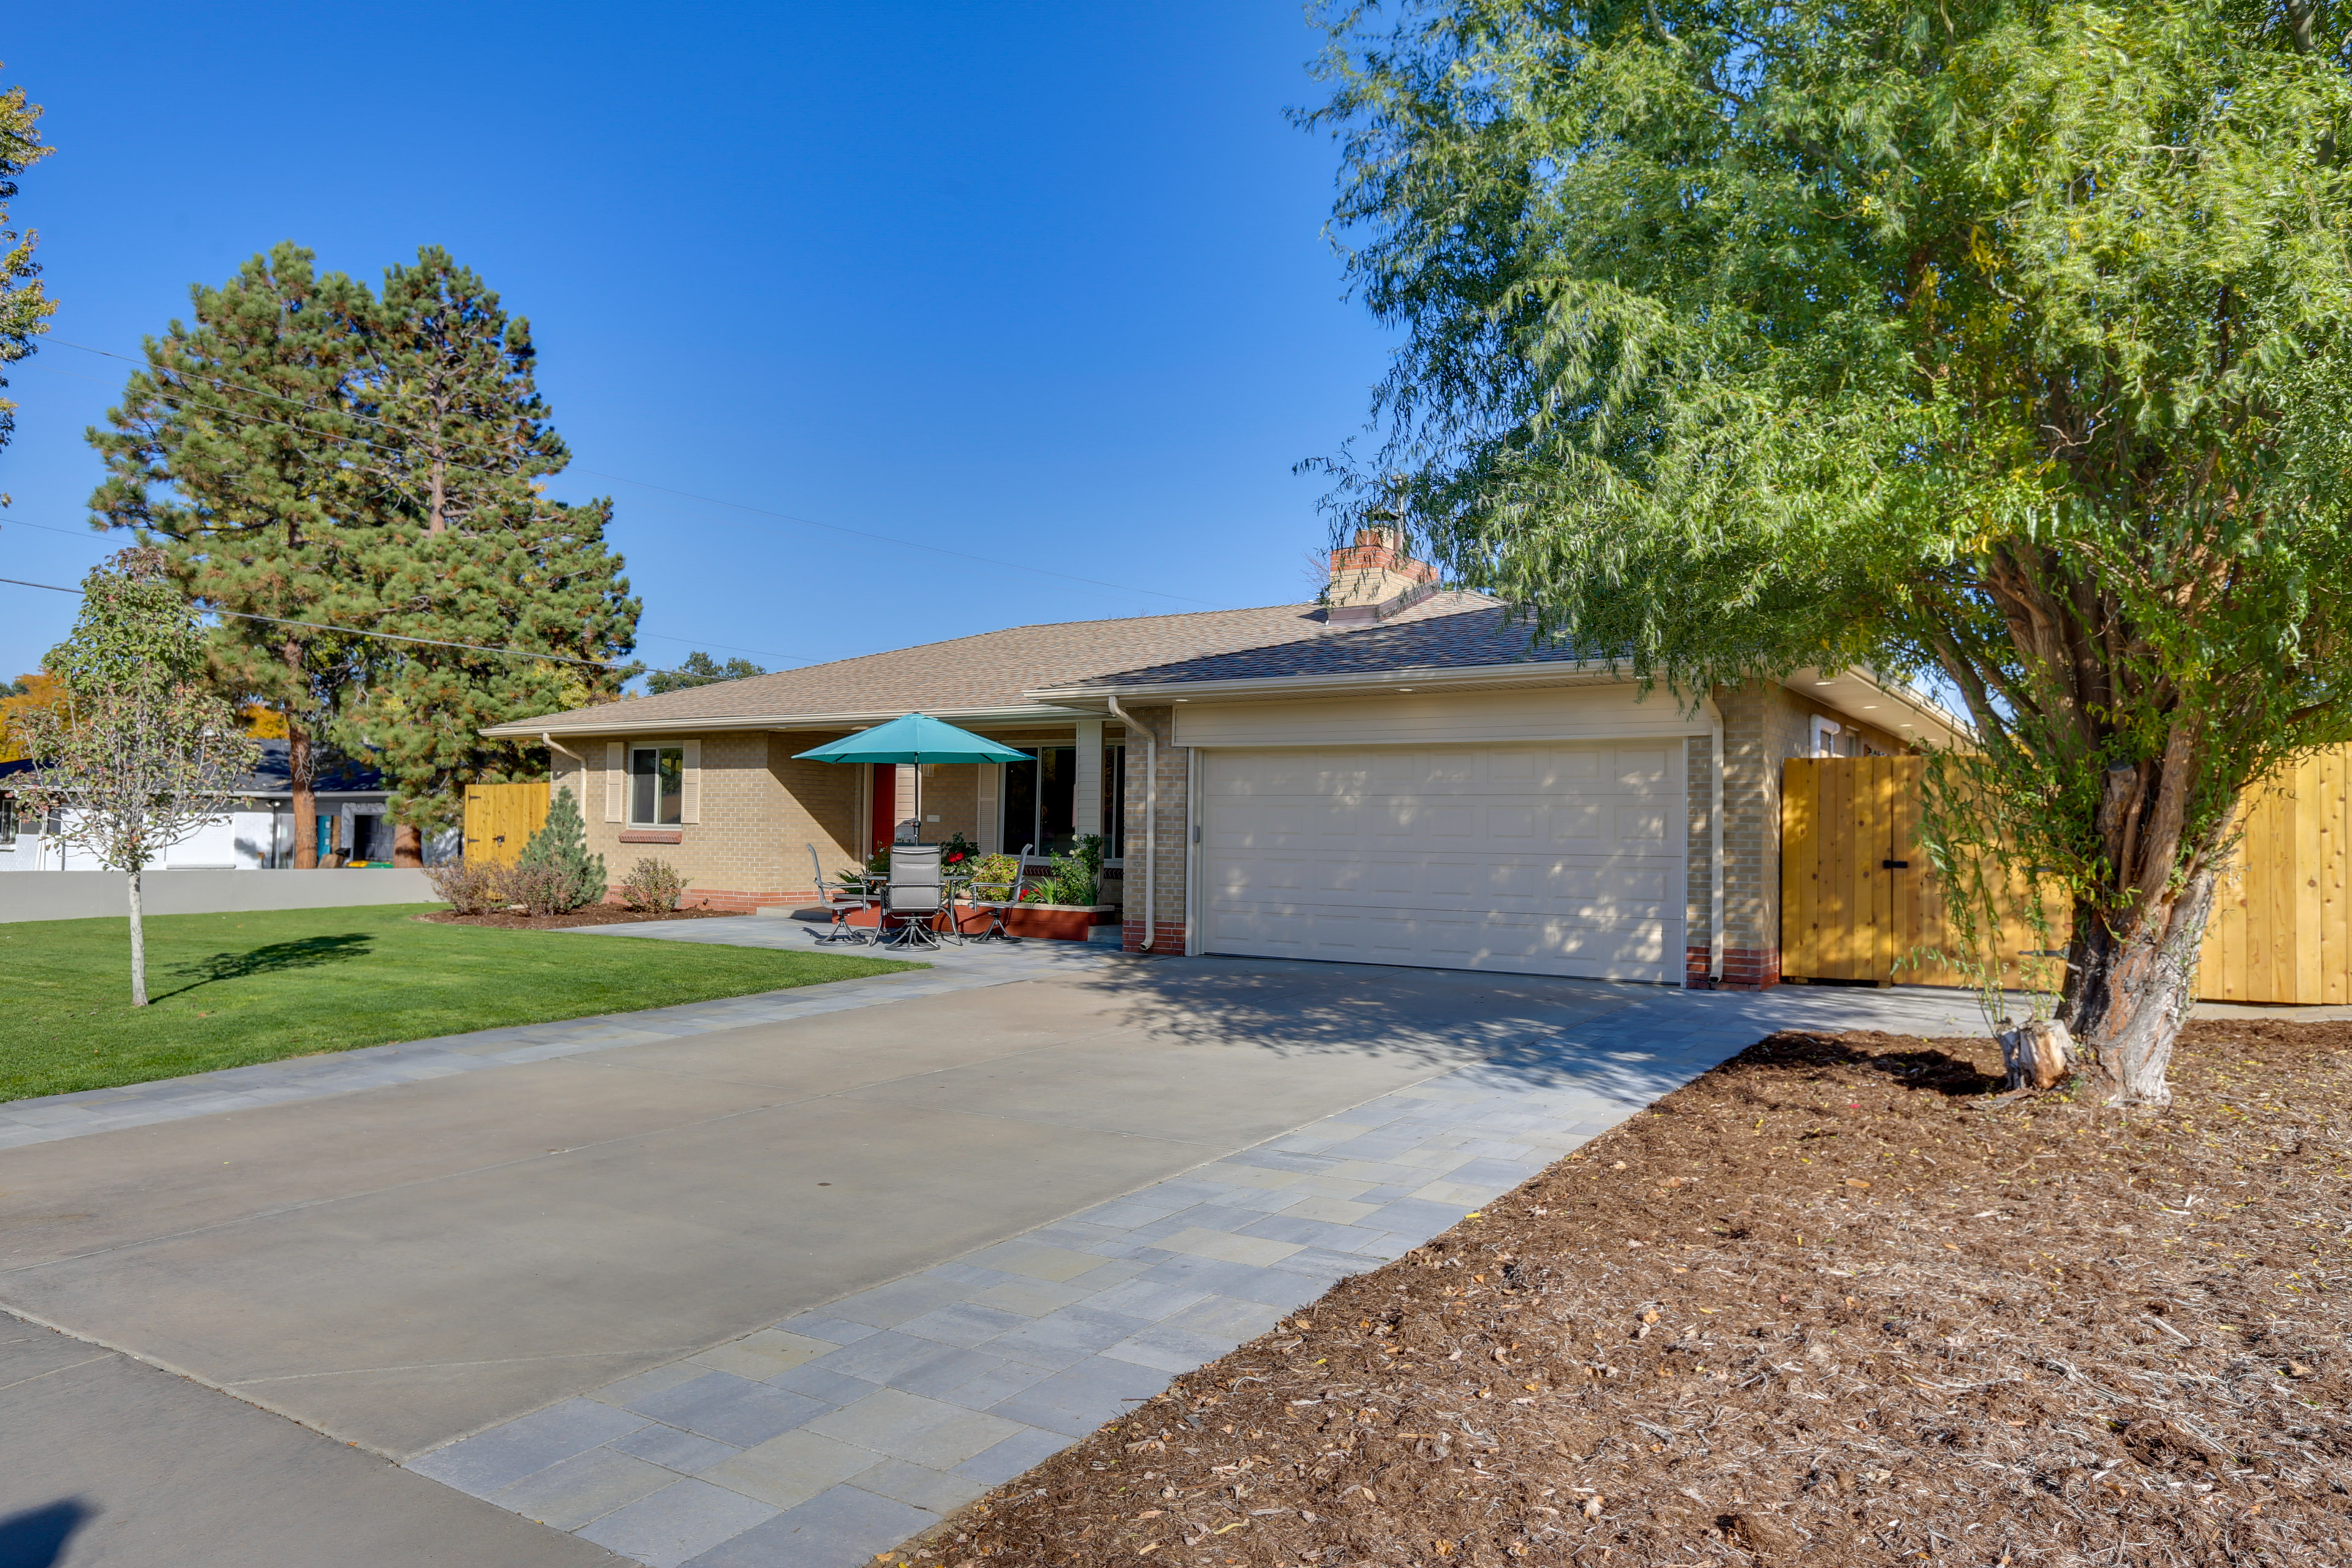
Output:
[{"xmin": 1845, "ymin": 1178, "xmax": 1872, "ymax": 1189}]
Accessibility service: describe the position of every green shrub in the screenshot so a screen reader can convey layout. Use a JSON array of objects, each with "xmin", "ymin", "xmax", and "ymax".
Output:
[
  {"xmin": 513, "ymin": 786, "xmax": 606, "ymax": 911},
  {"xmin": 618, "ymin": 857, "xmax": 688, "ymax": 912},
  {"xmin": 1035, "ymin": 834, "xmax": 1106, "ymax": 906}
]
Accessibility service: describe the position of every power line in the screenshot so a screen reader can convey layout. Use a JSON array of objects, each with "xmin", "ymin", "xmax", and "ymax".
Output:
[
  {"xmin": 37, "ymin": 337, "xmax": 1226, "ymax": 608},
  {"xmin": 2, "ymin": 573, "xmax": 616, "ymax": 669},
  {"xmin": 1, "ymin": 514, "xmax": 809, "ymax": 665}
]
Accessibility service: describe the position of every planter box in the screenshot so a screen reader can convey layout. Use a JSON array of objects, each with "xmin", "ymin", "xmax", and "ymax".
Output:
[
  {"xmin": 824, "ymin": 901, "xmax": 1118, "ymax": 942},
  {"xmin": 993, "ymin": 902, "xmax": 1120, "ymax": 942}
]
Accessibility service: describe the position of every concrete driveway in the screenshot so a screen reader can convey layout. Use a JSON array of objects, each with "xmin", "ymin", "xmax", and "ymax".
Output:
[{"xmin": 0, "ymin": 941, "xmax": 1995, "ymax": 1566}]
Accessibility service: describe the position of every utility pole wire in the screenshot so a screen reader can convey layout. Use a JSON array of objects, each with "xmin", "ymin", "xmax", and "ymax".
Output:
[
  {"xmin": 41, "ymin": 337, "xmax": 1225, "ymax": 607},
  {"xmin": 0, "ymin": 575, "xmax": 624, "ymax": 668}
]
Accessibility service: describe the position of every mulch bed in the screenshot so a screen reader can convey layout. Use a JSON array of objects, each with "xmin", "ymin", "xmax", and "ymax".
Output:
[
  {"xmin": 918, "ymin": 1020, "xmax": 2351, "ymax": 1568},
  {"xmin": 417, "ymin": 905, "xmax": 742, "ymax": 930}
]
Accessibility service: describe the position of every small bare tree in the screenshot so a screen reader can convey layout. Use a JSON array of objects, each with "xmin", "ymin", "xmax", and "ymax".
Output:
[{"xmin": 15, "ymin": 548, "xmax": 257, "ymax": 1005}]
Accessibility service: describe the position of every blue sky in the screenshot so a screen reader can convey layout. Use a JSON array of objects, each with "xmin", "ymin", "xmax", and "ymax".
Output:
[{"xmin": 0, "ymin": 2, "xmax": 1389, "ymax": 685}]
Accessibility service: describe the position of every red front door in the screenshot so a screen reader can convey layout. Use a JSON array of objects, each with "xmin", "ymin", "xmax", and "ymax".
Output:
[{"xmin": 869, "ymin": 764, "xmax": 895, "ymax": 854}]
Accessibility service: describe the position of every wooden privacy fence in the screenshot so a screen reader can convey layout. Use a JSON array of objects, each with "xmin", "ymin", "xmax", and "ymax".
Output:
[
  {"xmin": 462, "ymin": 781, "xmax": 549, "ymax": 867},
  {"xmin": 1782, "ymin": 750, "xmax": 2352, "ymax": 1005}
]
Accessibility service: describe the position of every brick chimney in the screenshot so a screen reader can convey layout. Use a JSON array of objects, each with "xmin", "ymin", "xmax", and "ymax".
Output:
[{"xmin": 1325, "ymin": 524, "xmax": 1439, "ymax": 627}]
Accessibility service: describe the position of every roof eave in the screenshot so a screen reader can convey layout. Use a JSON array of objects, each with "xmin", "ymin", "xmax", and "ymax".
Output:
[
  {"xmin": 1792, "ymin": 666, "xmax": 1973, "ymax": 750},
  {"xmin": 481, "ymin": 701, "xmax": 1097, "ymax": 741}
]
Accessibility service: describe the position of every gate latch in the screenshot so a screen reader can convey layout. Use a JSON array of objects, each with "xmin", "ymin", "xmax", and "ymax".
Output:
[{"xmin": 1881, "ymin": 859, "xmax": 1910, "ymax": 870}]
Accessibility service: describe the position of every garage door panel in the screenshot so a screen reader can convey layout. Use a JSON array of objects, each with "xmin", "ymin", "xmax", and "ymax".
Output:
[
  {"xmin": 1614, "ymin": 807, "xmax": 1671, "ymax": 840},
  {"xmin": 1201, "ymin": 742, "xmax": 1684, "ymax": 982}
]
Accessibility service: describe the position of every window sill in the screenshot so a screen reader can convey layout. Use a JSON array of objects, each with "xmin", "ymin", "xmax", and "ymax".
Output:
[{"xmin": 619, "ymin": 829, "xmax": 684, "ymax": 844}]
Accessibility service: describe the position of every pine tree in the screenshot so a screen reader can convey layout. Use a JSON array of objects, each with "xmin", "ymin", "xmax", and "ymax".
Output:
[
  {"xmin": 0, "ymin": 66, "xmax": 55, "ymax": 462},
  {"xmin": 86, "ymin": 244, "xmax": 375, "ymax": 868},
  {"xmin": 335, "ymin": 249, "xmax": 638, "ymax": 862},
  {"xmin": 646, "ymin": 650, "xmax": 765, "ymax": 693},
  {"xmin": 512, "ymin": 783, "xmax": 604, "ymax": 911}
]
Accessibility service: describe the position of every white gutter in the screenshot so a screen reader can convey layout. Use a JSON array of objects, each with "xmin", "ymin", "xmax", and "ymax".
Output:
[
  {"xmin": 483, "ymin": 702, "xmax": 1093, "ymax": 741},
  {"xmin": 1706, "ymin": 698, "xmax": 1724, "ymax": 987},
  {"xmin": 1104, "ymin": 694, "xmax": 1153, "ymax": 951},
  {"xmin": 541, "ymin": 731, "xmax": 582, "ymax": 763}
]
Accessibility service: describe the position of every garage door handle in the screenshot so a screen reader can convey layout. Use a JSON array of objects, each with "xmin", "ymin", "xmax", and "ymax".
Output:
[{"xmin": 1882, "ymin": 859, "xmax": 1910, "ymax": 870}]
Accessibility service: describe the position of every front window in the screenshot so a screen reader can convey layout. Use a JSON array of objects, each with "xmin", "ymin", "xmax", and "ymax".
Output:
[
  {"xmin": 1001, "ymin": 745, "xmax": 1125, "ymax": 860},
  {"xmin": 631, "ymin": 746, "xmax": 684, "ymax": 825},
  {"xmin": 1102, "ymin": 744, "xmax": 1125, "ymax": 861}
]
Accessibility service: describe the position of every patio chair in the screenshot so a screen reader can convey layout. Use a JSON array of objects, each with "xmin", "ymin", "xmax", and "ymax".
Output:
[
  {"xmin": 804, "ymin": 843, "xmax": 873, "ymax": 945},
  {"xmin": 961, "ymin": 842, "xmax": 1033, "ymax": 943},
  {"xmin": 878, "ymin": 843, "xmax": 952, "ymax": 949}
]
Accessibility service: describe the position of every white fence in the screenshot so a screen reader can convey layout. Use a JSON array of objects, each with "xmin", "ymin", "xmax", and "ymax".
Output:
[{"xmin": 0, "ymin": 869, "xmax": 440, "ymax": 925}]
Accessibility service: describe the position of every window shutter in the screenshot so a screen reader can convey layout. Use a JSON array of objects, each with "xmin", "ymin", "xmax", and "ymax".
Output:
[
  {"xmin": 605, "ymin": 742, "xmax": 624, "ymax": 821},
  {"xmin": 680, "ymin": 740, "xmax": 701, "ymax": 824}
]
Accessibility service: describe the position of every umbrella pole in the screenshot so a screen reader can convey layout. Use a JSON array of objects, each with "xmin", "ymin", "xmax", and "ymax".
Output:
[{"xmin": 913, "ymin": 753, "xmax": 922, "ymax": 842}]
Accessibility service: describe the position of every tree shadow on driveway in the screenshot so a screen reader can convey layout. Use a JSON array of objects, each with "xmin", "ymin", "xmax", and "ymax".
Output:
[
  {"xmin": 1067, "ymin": 954, "xmax": 1694, "ymax": 1098},
  {"xmin": 152, "ymin": 933, "xmax": 375, "ymax": 1001},
  {"xmin": 0, "ymin": 1499, "xmax": 93, "ymax": 1568}
]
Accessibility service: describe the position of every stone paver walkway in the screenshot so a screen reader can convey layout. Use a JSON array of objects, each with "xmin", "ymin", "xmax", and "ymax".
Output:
[
  {"xmin": 0, "ymin": 925, "xmax": 1105, "ymax": 1152},
  {"xmin": 409, "ymin": 978, "xmax": 1990, "ymax": 1568}
]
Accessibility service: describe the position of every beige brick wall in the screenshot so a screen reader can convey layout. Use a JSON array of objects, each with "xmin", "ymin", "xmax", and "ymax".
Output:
[
  {"xmin": 917, "ymin": 764, "xmax": 980, "ymax": 845},
  {"xmin": 1116, "ymin": 706, "xmax": 1189, "ymax": 951},
  {"xmin": 549, "ymin": 731, "xmax": 859, "ymax": 910},
  {"xmin": 1684, "ymin": 732, "xmax": 1714, "ymax": 985}
]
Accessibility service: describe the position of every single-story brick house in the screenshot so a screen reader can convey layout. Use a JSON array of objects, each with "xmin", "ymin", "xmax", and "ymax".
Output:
[{"xmin": 486, "ymin": 530, "xmax": 1960, "ymax": 989}]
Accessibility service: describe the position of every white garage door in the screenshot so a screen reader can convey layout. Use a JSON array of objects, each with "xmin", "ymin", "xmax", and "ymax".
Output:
[{"xmin": 1200, "ymin": 742, "xmax": 1685, "ymax": 981}]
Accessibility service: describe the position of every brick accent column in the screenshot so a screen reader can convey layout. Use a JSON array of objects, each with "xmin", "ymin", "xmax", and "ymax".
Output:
[
  {"xmin": 1116, "ymin": 704, "xmax": 1190, "ymax": 954},
  {"xmin": 1711, "ymin": 683, "xmax": 1803, "ymax": 990}
]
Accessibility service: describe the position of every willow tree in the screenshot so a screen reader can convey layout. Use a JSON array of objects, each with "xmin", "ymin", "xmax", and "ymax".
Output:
[{"xmin": 1306, "ymin": 0, "xmax": 2352, "ymax": 1103}]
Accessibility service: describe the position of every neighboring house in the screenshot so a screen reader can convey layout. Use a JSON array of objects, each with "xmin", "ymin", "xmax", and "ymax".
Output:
[
  {"xmin": 0, "ymin": 741, "xmax": 405, "ymax": 870},
  {"xmin": 487, "ymin": 529, "xmax": 1961, "ymax": 988}
]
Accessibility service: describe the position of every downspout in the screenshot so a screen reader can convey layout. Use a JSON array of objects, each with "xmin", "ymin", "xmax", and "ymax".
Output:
[
  {"xmin": 1104, "ymin": 695, "xmax": 1153, "ymax": 949},
  {"xmin": 1708, "ymin": 699, "xmax": 1725, "ymax": 986}
]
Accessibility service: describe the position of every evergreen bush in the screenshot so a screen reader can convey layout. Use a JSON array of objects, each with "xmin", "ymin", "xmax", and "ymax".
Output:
[{"xmin": 513, "ymin": 786, "xmax": 605, "ymax": 911}]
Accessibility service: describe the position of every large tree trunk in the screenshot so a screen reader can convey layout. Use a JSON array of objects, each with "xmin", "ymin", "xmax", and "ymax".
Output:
[
  {"xmin": 127, "ymin": 868, "xmax": 149, "ymax": 1007},
  {"xmin": 2063, "ymin": 868, "xmax": 2217, "ymax": 1107},
  {"xmin": 288, "ymin": 719, "xmax": 318, "ymax": 870},
  {"xmin": 393, "ymin": 821, "xmax": 424, "ymax": 868}
]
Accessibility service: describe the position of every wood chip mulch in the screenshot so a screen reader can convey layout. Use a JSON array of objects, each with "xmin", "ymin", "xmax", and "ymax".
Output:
[
  {"xmin": 910, "ymin": 1019, "xmax": 2352, "ymax": 1568},
  {"xmin": 416, "ymin": 905, "xmax": 741, "ymax": 930}
]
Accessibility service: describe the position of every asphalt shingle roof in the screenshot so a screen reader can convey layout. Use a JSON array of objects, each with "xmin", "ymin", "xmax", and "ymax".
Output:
[
  {"xmin": 1055, "ymin": 600, "xmax": 1583, "ymax": 689},
  {"xmin": 498, "ymin": 591, "xmax": 1502, "ymax": 733}
]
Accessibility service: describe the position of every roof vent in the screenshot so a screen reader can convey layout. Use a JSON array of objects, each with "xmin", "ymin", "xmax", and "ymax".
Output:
[{"xmin": 1325, "ymin": 524, "xmax": 1438, "ymax": 627}]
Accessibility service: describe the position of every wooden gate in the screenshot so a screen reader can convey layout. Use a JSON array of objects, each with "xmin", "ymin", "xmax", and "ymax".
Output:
[
  {"xmin": 462, "ymin": 781, "xmax": 549, "ymax": 867},
  {"xmin": 2199, "ymin": 748, "xmax": 2352, "ymax": 1004},
  {"xmin": 1783, "ymin": 749, "xmax": 2352, "ymax": 1003}
]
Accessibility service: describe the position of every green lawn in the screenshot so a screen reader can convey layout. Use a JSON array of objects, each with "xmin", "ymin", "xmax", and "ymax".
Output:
[{"xmin": 1, "ymin": 904, "xmax": 919, "ymax": 1103}]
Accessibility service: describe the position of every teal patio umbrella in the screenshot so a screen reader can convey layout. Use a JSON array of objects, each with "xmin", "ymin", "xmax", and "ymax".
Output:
[{"xmin": 796, "ymin": 713, "xmax": 1030, "ymax": 843}]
